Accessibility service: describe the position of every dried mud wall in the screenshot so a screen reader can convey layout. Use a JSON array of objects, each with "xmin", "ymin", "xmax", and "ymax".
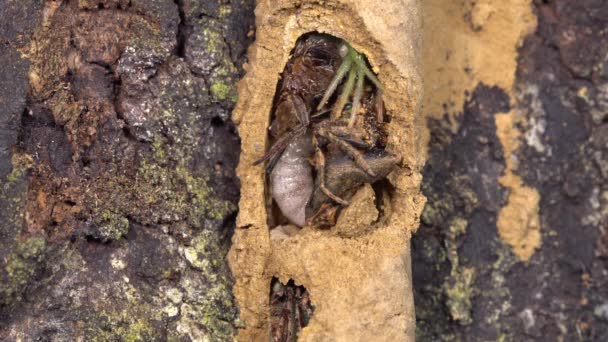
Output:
[{"xmin": 228, "ymin": 0, "xmax": 424, "ymax": 341}]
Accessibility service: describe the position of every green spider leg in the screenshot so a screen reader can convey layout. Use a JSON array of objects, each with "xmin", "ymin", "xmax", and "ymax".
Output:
[
  {"xmin": 348, "ymin": 67, "xmax": 365, "ymax": 128},
  {"xmin": 330, "ymin": 67, "xmax": 356, "ymax": 121},
  {"xmin": 316, "ymin": 43, "xmax": 384, "ymax": 127}
]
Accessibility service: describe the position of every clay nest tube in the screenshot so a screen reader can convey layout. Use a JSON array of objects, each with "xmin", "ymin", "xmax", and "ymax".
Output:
[{"xmin": 229, "ymin": 1, "xmax": 425, "ymax": 341}]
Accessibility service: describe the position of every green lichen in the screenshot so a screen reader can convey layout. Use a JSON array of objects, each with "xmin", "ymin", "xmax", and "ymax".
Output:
[
  {"xmin": 5, "ymin": 165, "xmax": 26, "ymax": 183},
  {"xmin": 47, "ymin": 88, "xmax": 80, "ymax": 126},
  {"xmin": 184, "ymin": 231, "xmax": 221, "ymax": 272},
  {"xmin": 94, "ymin": 209, "xmax": 130, "ymax": 242},
  {"xmin": 210, "ymin": 82, "xmax": 232, "ymax": 101},
  {"xmin": 209, "ymin": 64, "xmax": 238, "ymax": 104},
  {"xmin": 442, "ymin": 217, "xmax": 476, "ymax": 325},
  {"xmin": 444, "ymin": 217, "xmax": 467, "ymax": 270},
  {"xmin": 151, "ymin": 136, "xmax": 166, "ymax": 160},
  {"xmin": 126, "ymin": 16, "xmax": 170, "ymax": 58},
  {"xmin": 443, "ymin": 266, "xmax": 475, "ymax": 325},
  {"xmin": 175, "ymin": 292, "xmax": 236, "ymax": 341},
  {"xmin": 218, "ymin": 5, "xmax": 231, "ymax": 19},
  {"xmin": 175, "ymin": 230, "xmax": 238, "ymax": 340},
  {"xmin": 133, "ymin": 158, "xmax": 235, "ymax": 228},
  {"xmin": 421, "ymin": 195, "xmax": 455, "ymax": 226},
  {"xmin": 86, "ymin": 310, "xmax": 155, "ymax": 342},
  {"xmin": 1, "ymin": 234, "xmax": 47, "ymax": 305}
]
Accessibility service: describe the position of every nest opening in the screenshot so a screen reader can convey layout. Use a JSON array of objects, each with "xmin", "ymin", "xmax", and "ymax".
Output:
[
  {"xmin": 261, "ymin": 32, "xmax": 396, "ymax": 231},
  {"xmin": 269, "ymin": 277, "xmax": 314, "ymax": 342}
]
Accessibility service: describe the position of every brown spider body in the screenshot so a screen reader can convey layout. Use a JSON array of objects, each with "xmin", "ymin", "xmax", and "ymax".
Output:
[
  {"xmin": 269, "ymin": 35, "xmax": 342, "ymax": 139},
  {"xmin": 260, "ymin": 35, "xmax": 342, "ymax": 226}
]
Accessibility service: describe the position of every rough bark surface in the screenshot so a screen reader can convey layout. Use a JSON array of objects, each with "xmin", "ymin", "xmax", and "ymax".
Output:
[
  {"xmin": 413, "ymin": 0, "xmax": 608, "ymax": 340},
  {"xmin": 0, "ymin": 0, "xmax": 253, "ymax": 340}
]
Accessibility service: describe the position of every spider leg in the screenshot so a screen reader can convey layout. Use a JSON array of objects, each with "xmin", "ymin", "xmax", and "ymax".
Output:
[
  {"xmin": 318, "ymin": 43, "xmax": 384, "ymax": 124},
  {"xmin": 312, "ymin": 136, "xmax": 349, "ymax": 205},
  {"xmin": 253, "ymin": 124, "xmax": 306, "ymax": 171},
  {"xmin": 288, "ymin": 93, "xmax": 311, "ymax": 126},
  {"xmin": 375, "ymin": 89, "xmax": 384, "ymax": 122},
  {"xmin": 321, "ymin": 123, "xmax": 372, "ymax": 149},
  {"xmin": 316, "ymin": 56, "xmax": 353, "ymax": 111},
  {"xmin": 330, "ymin": 67, "xmax": 356, "ymax": 121},
  {"xmin": 317, "ymin": 129, "xmax": 377, "ymax": 177},
  {"xmin": 348, "ymin": 67, "xmax": 365, "ymax": 128},
  {"xmin": 311, "ymin": 107, "xmax": 331, "ymax": 119},
  {"xmin": 349, "ymin": 46, "xmax": 383, "ymax": 91}
]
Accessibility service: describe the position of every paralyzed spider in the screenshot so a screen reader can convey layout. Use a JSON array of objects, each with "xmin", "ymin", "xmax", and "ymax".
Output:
[
  {"xmin": 269, "ymin": 278, "xmax": 314, "ymax": 342},
  {"xmin": 255, "ymin": 33, "xmax": 398, "ymax": 227}
]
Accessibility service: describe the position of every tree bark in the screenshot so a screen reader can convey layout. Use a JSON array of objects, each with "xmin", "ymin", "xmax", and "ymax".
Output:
[
  {"xmin": 413, "ymin": 0, "xmax": 608, "ymax": 340},
  {"xmin": 1, "ymin": 0, "xmax": 253, "ymax": 340}
]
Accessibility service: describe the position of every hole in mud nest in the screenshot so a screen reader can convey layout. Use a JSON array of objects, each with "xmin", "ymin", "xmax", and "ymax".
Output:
[
  {"xmin": 210, "ymin": 116, "xmax": 225, "ymax": 127},
  {"xmin": 269, "ymin": 277, "xmax": 314, "ymax": 342},
  {"xmin": 372, "ymin": 178, "xmax": 395, "ymax": 223},
  {"xmin": 259, "ymin": 32, "xmax": 398, "ymax": 230}
]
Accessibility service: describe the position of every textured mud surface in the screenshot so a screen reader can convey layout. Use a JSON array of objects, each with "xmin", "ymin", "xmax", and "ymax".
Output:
[
  {"xmin": 229, "ymin": 0, "xmax": 424, "ymax": 341},
  {"xmin": 0, "ymin": 0, "xmax": 253, "ymax": 340},
  {"xmin": 413, "ymin": 0, "xmax": 608, "ymax": 340}
]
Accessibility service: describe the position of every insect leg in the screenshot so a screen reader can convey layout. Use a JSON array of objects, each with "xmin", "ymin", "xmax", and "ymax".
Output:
[{"xmin": 325, "ymin": 125, "xmax": 372, "ymax": 149}]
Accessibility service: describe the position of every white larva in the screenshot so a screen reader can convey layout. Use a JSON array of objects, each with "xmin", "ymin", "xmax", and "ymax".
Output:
[{"xmin": 270, "ymin": 133, "xmax": 314, "ymax": 227}]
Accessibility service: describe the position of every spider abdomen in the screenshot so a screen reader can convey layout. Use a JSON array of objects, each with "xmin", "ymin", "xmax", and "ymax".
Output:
[{"xmin": 270, "ymin": 133, "xmax": 314, "ymax": 227}]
